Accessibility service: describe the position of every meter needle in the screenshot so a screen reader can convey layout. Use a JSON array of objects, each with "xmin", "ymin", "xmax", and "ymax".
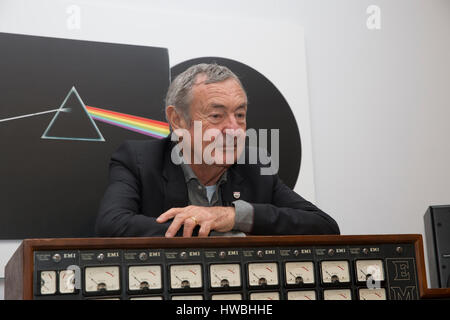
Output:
[
  {"xmin": 89, "ymin": 277, "xmax": 99, "ymax": 285},
  {"xmin": 175, "ymin": 275, "xmax": 183, "ymax": 282},
  {"xmin": 132, "ymin": 274, "xmax": 141, "ymax": 284}
]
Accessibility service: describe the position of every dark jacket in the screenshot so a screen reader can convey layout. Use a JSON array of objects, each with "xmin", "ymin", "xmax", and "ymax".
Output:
[{"xmin": 95, "ymin": 138, "xmax": 340, "ymax": 237}]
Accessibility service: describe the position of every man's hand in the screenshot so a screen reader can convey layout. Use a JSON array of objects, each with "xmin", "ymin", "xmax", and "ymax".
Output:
[{"xmin": 156, "ymin": 205, "xmax": 235, "ymax": 237}]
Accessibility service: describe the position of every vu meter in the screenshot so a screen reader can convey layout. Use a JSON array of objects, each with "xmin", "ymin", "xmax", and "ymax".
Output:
[
  {"xmin": 285, "ymin": 262, "xmax": 314, "ymax": 285},
  {"xmin": 59, "ymin": 270, "xmax": 76, "ymax": 294},
  {"xmin": 287, "ymin": 290, "xmax": 317, "ymax": 300},
  {"xmin": 172, "ymin": 295, "xmax": 203, "ymax": 300},
  {"xmin": 128, "ymin": 265, "xmax": 162, "ymax": 291},
  {"xmin": 248, "ymin": 263, "xmax": 279, "ymax": 286},
  {"xmin": 210, "ymin": 264, "xmax": 241, "ymax": 288},
  {"xmin": 359, "ymin": 288, "xmax": 387, "ymax": 300},
  {"xmin": 211, "ymin": 293, "xmax": 243, "ymax": 300},
  {"xmin": 321, "ymin": 261, "xmax": 350, "ymax": 284},
  {"xmin": 249, "ymin": 292, "xmax": 280, "ymax": 300},
  {"xmin": 85, "ymin": 266, "xmax": 120, "ymax": 293},
  {"xmin": 323, "ymin": 289, "xmax": 352, "ymax": 300},
  {"xmin": 40, "ymin": 271, "xmax": 56, "ymax": 295},
  {"xmin": 170, "ymin": 264, "xmax": 202, "ymax": 289},
  {"xmin": 355, "ymin": 260, "xmax": 384, "ymax": 282}
]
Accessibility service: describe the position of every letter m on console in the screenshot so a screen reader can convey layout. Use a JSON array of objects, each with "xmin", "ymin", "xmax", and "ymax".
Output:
[{"xmin": 389, "ymin": 286, "xmax": 417, "ymax": 300}]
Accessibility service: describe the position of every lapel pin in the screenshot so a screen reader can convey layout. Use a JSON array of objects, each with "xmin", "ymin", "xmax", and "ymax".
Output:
[{"xmin": 233, "ymin": 191, "xmax": 240, "ymax": 199}]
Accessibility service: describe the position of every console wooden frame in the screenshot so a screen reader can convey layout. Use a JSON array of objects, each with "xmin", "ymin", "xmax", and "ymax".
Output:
[{"xmin": 5, "ymin": 234, "xmax": 450, "ymax": 300}]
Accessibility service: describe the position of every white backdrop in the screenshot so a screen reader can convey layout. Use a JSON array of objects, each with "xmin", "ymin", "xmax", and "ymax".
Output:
[
  {"xmin": 1, "ymin": 0, "xmax": 450, "ymax": 297},
  {"xmin": 0, "ymin": 0, "xmax": 315, "ymax": 282}
]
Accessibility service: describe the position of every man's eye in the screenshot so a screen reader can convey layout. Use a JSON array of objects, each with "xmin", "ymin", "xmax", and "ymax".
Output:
[{"xmin": 210, "ymin": 114, "xmax": 222, "ymax": 119}]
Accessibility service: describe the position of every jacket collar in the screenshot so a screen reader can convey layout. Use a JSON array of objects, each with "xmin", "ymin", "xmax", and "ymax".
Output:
[{"xmin": 161, "ymin": 137, "xmax": 246, "ymax": 208}]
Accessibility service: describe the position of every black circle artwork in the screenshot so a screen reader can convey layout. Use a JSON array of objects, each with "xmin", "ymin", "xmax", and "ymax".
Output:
[{"xmin": 171, "ymin": 57, "xmax": 302, "ymax": 189}]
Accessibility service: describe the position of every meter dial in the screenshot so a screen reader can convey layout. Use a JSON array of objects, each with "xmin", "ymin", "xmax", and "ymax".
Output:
[
  {"xmin": 40, "ymin": 271, "xmax": 56, "ymax": 295},
  {"xmin": 211, "ymin": 293, "xmax": 243, "ymax": 300},
  {"xmin": 248, "ymin": 263, "xmax": 279, "ymax": 286},
  {"xmin": 170, "ymin": 264, "xmax": 203, "ymax": 289},
  {"xmin": 323, "ymin": 289, "xmax": 352, "ymax": 300},
  {"xmin": 130, "ymin": 296, "xmax": 163, "ymax": 300},
  {"xmin": 287, "ymin": 290, "xmax": 317, "ymax": 300},
  {"xmin": 249, "ymin": 292, "xmax": 280, "ymax": 300},
  {"xmin": 321, "ymin": 261, "xmax": 350, "ymax": 284},
  {"xmin": 285, "ymin": 262, "xmax": 315, "ymax": 285},
  {"xmin": 355, "ymin": 260, "xmax": 384, "ymax": 282},
  {"xmin": 85, "ymin": 266, "xmax": 120, "ymax": 293},
  {"xmin": 128, "ymin": 265, "xmax": 162, "ymax": 291},
  {"xmin": 210, "ymin": 264, "xmax": 241, "ymax": 288},
  {"xmin": 59, "ymin": 270, "xmax": 76, "ymax": 294},
  {"xmin": 171, "ymin": 295, "xmax": 203, "ymax": 300},
  {"xmin": 359, "ymin": 288, "xmax": 386, "ymax": 300}
]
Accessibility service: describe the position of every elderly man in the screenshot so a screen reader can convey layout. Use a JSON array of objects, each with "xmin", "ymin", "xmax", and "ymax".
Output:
[{"xmin": 95, "ymin": 63, "xmax": 339, "ymax": 237}]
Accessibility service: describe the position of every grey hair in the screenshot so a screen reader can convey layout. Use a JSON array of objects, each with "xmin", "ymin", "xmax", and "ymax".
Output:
[{"xmin": 165, "ymin": 63, "xmax": 246, "ymax": 124}]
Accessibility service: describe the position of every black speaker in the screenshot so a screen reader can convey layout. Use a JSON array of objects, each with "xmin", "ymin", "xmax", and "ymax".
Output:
[{"xmin": 424, "ymin": 205, "xmax": 450, "ymax": 288}]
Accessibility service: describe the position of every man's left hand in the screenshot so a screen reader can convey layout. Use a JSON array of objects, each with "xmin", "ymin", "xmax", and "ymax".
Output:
[{"xmin": 156, "ymin": 205, "xmax": 235, "ymax": 237}]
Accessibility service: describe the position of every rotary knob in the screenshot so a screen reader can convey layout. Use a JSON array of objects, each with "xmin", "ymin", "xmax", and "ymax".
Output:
[
  {"xmin": 328, "ymin": 249, "xmax": 335, "ymax": 256},
  {"xmin": 180, "ymin": 251, "xmax": 187, "ymax": 259},
  {"xmin": 256, "ymin": 250, "xmax": 263, "ymax": 258},
  {"xmin": 139, "ymin": 252, "xmax": 148, "ymax": 261},
  {"xmin": 52, "ymin": 253, "xmax": 61, "ymax": 263},
  {"xmin": 97, "ymin": 253, "xmax": 105, "ymax": 261},
  {"xmin": 219, "ymin": 251, "xmax": 226, "ymax": 259}
]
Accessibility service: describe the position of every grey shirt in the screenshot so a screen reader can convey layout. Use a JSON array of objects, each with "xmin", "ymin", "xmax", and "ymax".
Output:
[{"xmin": 179, "ymin": 162, "xmax": 254, "ymax": 237}]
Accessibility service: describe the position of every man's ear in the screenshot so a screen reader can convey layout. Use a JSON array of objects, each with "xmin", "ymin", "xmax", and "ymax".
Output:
[{"xmin": 166, "ymin": 105, "xmax": 188, "ymax": 130}]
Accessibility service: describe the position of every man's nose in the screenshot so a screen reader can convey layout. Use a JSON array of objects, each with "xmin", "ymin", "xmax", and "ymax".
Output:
[{"xmin": 222, "ymin": 113, "xmax": 241, "ymax": 132}]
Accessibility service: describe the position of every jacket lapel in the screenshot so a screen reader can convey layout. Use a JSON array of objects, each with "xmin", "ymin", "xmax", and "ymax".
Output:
[
  {"xmin": 221, "ymin": 165, "xmax": 245, "ymax": 206},
  {"xmin": 161, "ymin": 140, "xmax": 189, "ymax": 211}
]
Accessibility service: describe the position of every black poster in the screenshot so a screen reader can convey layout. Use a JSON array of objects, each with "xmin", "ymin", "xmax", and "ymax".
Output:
[{"xmin": 0, "ymin": 32, "xmax": 170, "ymax": 238}]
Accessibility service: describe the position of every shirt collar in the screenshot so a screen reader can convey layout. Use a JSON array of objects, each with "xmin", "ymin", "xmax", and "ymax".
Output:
[{"xmin": 177, "ymin": 152, "xmax": 228, "ymax": 185}]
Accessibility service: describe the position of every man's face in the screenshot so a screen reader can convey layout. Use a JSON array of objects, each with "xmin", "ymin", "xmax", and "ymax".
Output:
[{"xmin": 186, "ymin": 74, "xmax": 247, "ymax": 166}]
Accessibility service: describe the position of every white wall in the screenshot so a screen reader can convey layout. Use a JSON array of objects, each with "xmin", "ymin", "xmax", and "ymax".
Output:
[
  {"xmin": 1, "ymin": 0, "xmax": 450, "ymax": 297},
  {"xmin": 0, "ymin": 279, "xmax": 4, "ymax": 300},
  {"xmin": 299, "ymin": 0, "xmax": 450, "ymax": 237}
]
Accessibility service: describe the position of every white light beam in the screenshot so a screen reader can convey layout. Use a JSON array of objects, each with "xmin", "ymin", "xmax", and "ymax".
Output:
[{"xmin": 0, "ymin": 108, "xmax": 70, "ymax": 123}]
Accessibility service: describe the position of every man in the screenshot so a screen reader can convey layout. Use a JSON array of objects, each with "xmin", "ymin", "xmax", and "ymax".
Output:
[{"xmin": 95, "ymin": 63, "xmax": 339, "ymax": 237}]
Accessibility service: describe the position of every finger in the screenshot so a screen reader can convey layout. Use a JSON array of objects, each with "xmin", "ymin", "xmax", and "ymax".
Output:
[
  {"xmin": 198, "ymin": 222, "xmax": 211, "ymax": 237},
  {"xmin": 182, "ymin": 217, "xmax": 198, "ymax": 238},
  {"xmin": 165, "ymin": 215, "xmax": 186, "ymax": 237},
  {"xmin": 157, "ymin": 207, "xmax": 184, "ymax": 223}
]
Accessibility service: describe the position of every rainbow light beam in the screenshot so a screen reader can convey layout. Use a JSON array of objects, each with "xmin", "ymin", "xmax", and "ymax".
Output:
[{"xmin": 86, "ymin": 106, "xmax": 170, "ymax": 139}]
